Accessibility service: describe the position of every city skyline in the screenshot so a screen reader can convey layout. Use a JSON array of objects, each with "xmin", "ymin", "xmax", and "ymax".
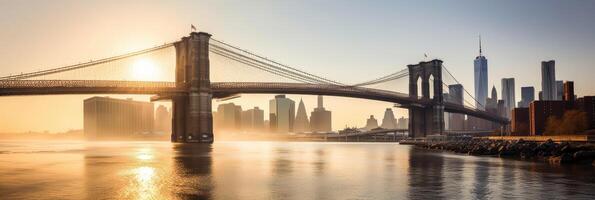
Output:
[
  {"xmin": 2, "ymin": 2, "xmax": 595, "ymax": 199},
  {"xmin": 2, "ymin": 1, "xmax": 595, "ymax": 132}
]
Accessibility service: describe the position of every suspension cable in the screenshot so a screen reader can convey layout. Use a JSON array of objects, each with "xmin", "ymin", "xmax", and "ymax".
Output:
[
  {"xmin": 351, "ymin": 68, "xmax": 409, "ymax": 87},
  {"xmin": 210, "ymin": 47, "xmax": 321, "ymax": 84},
  {"xmin": 352, "ymin": 71, "xmax": 409, "ymax": 87},
  {"xmin": 0, "ymin": 43, "xmax": 175, "ymax": 80},
  {"xmin": 210, "ymin": 44, "xmax": 335, "ymax": 85},
  {"xmin": 210, "ymin": 38, "xmax": 345, "ymax": 86},
  {"xmin": 441, "ymin": 65, "xmax": 486, "ymax": 110}
]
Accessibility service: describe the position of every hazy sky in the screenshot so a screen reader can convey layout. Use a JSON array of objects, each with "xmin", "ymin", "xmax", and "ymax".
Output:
[{"xmin": 1, "ymin": 0, "xmax": 595, "ymax": 132}]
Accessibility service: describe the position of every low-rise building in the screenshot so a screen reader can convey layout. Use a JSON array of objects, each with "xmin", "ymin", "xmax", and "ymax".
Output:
[
  {"xmin": 511, "ymin": 108, "xmax": 529, "ymax": 135},
  {"xmin": 576, "ymin": 96, "xmax": 595, "ymax": 130}
]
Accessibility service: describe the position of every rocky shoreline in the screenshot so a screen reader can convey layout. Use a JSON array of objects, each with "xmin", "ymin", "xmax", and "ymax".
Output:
[{"xmin": 416, "ymin": 138, "xmax": 595, "ymax": 165}]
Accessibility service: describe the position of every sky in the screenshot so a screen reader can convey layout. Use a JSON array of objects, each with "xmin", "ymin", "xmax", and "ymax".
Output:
[{"xmin": 1, "ymin": 0, "xmax": 595, "ymax": 132}]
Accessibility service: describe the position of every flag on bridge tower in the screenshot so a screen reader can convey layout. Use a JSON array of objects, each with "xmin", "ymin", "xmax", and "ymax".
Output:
[{"xmin": 191, "ymin": 24, "xmax": 197, "ymax": 32}]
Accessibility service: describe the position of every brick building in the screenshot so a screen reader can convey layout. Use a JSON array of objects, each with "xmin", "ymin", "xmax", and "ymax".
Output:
[
  {"xmin": 529, "ymin": 101, "xmax": 570, "ymax": 135},
  {"xmin": 511, "ymin": 108, "xmax": 529, "ymax": 135}
]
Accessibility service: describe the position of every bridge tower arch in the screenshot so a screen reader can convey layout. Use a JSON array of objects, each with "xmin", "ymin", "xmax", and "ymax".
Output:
[
  {"xmin": 407, "ymin": 59, "xmax": 444, "ymax": 138},
  {"xmin": 171, "ymin": 32, "xmax": 214, "ymax": 143}
]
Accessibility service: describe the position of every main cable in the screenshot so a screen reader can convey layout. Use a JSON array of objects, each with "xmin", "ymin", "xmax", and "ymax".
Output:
[{"xmin": 0, "ymin": 43, "xmax": 175, "ymax": 80}]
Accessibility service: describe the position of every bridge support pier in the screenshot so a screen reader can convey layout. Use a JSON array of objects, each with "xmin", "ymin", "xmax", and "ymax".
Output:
[
  {"xmin": 171, "ymin": 32, "xmax": 214, "ymax": 143},
  {"xmin": 407, "ymin": 60, "xmax": 445, "ymax": 138}
]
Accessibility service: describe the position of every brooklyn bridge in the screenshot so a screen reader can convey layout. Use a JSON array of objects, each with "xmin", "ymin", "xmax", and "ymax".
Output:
[{"xmin": 0, "ymin": 32, "xmax": 509, "ymax": 143}]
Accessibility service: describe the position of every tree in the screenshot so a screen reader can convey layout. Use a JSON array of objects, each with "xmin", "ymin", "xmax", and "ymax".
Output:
[
  {"xmin": 559, "ymin": 110, "xmax": 588, "ymax": 134},
  {"xmin": 545, "ymin": 116, "xmax": 562, "ymax": 135},
  {"xmin": 544, "ymin": 110, "xmax": 588, "ymax": 135}
]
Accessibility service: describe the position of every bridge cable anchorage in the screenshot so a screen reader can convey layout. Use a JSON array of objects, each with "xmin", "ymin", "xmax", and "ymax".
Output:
[
  {"xmin": 210, "ymin": 47, "xmax": 323, "ymax": 84},
  {"xmin": 210, "ymin": 43, "xmax": 344, "ymax": 86},
  {"xmin": 441, "ymin": 64, "xmax": 486, "ymax": 110},
  {"xmin": 210, "ymin": 38, "xmax": 346, "ymax": 86},
  {"xmin": 0, "ymin": 43, "xmax": 176, "ymax": 80}
]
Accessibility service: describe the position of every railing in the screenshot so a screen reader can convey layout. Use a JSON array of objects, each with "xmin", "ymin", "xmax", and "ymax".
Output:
[{"xmin": 0, "ymin": 80, "xmax": 176, "ymax": 88}]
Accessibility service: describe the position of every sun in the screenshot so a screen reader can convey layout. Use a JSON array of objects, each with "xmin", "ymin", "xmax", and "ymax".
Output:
[{"xmin": 131, "ymin": 58, "xmax": 160, "ymax": 81}]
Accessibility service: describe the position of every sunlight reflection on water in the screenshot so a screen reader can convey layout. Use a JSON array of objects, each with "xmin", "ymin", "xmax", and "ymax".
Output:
[{"xmin": 0, "ymin": 141, "xmax": 594, "ymax": 200}]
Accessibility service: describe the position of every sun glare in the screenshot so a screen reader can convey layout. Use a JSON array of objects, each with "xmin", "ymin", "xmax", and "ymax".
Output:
[{"xmin": 131, "ymin": 58, "xmax": 160, "ymax": 81}]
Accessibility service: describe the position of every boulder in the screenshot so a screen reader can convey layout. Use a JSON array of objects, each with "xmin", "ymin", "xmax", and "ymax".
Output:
[
  {"xmin": 573, "ymin": 150, "xmax": 595, "ymax": 161},
  {"xmin": 549, "ymin": 153, "xmax": 574, "ymax": 164}
]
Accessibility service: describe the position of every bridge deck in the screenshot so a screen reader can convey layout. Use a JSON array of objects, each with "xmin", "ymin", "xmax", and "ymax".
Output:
[{"xmin": 0, "ymin": 80, "xmax": 508, "ymax": 124}]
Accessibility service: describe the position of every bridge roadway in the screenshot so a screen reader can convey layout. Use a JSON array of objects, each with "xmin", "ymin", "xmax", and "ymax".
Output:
[{"xmin": 0, "ymin": 80, "xmax": 509, "ymax": 124}]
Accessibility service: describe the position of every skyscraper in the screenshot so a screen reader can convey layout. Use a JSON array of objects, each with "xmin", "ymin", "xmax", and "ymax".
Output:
[
  {"xmin": 154, "ymin": 105, "xmax": 172, "ymax": 133},
  {"xmin": 474, "ymin": 36, "xmax": 488, "ymax": 110},
  {"xmin": 448, "ymin": 84, "xmax": 464, "ymax": 104},
  {"xmin": 486, "ymin": 86, "xmax": 498, "ymax": 110},
  {"xmin": 448, "ymin": 84, "xmax": 464, "ymax": 130},
  {"xmin": 485, "ymin": 86, "xmax": 500, "ymax": 129},
  {"xmin": 241, "ymin": 107, "xmax": 264, "ymax": 132},
  {"xmin": 563, "ymin": 81, "xmax": 575, "ymax": 102},
  {"xmin": 556, "ymin": 80, "xmax": 564, "ymax": 100},
  {"xmin": 502, "ymin": 78, "xmax": 515, "ymax": 119},
  {"xmin": 397, "ymin": 117, "xmax": 408, "ymax": 129},
  {"xmin": 269, "ymin": 95, "xmax": 295, "ymax": 133},
  {"xmin": 380, "ymin": 108, "xmax": 397, "ymax": 129},
  {"xmin": 310, "ymin": 95, "xmax": 332, "ymax": 132},
  {"xmin": 216, "ymin": 103, "xmax": 242, "ymax": 131},
  {"xmin": 443, "ymin": 92, "xmax": 450, "ymax": 130},
  {"xmin": 497, "ymin": 100, "xmax": 506, "ymax": 118},
  {"xmin": 518, "ymin": 86, "xmax": 535, "ymax": 108},
  {"xmin": 293, "ymin": 99, "xmax": 310, "ymax": 133},
  {"xmin": 541, "ymin": 60, "xmax": 556, "ymax": 100},
  {"xmin": 364, "ymin": 115, "xmax": 379, "ymax": 130}
]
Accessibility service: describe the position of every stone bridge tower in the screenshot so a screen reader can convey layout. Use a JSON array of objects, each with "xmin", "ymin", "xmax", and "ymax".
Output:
[
  {"xmin": 408, "ymin": 59, "xmax": 444, "ymax": 138},
  {"xmin": 171, "ymin": 32, "xmax": 214, "ymax": 143}
]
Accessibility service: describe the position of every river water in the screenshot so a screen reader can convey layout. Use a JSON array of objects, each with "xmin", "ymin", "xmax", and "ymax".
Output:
[{"xmin": 0, "ymin": 140, "xmax": 594, "ymax": 200}]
